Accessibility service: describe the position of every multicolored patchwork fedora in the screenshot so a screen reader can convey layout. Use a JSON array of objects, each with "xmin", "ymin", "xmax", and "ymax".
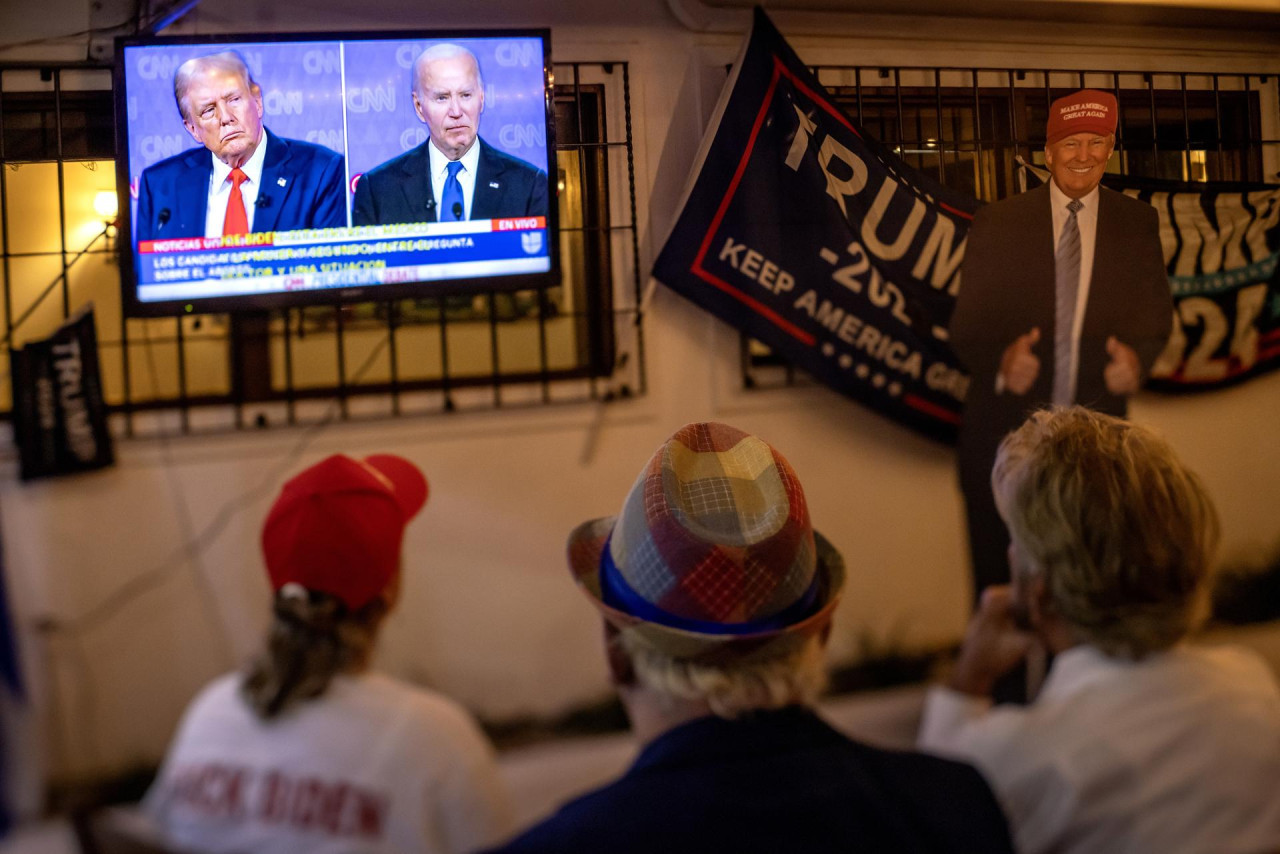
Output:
[{"xmin": 567, "ymin": 422, "xmax": 845, "ymax": 663}]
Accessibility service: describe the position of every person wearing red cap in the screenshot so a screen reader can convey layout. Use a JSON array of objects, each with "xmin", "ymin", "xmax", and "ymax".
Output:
[
  {"xmin": 480, "ymin": 423, "xmax": 1015, "ymax": 854},
  {"xmin": 949, "ymin": 89, "xmax": 1173, "ymax": 620},
  {"xmin": 143, "ymin": 454, "xmax": 513, "ymax": 854}
]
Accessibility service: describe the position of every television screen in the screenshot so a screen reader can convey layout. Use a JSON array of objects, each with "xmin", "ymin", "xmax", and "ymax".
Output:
[{"xmin": 114, "ymin": 29, "xmax": 557, "ymax": 316}]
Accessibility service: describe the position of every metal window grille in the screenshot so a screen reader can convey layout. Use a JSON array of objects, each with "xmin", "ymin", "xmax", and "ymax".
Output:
[
  {"xmin": 0, "ymin": 59, "xmax": 645, "ymax": 436},
  {"xmin": 744, "ymin": 65, "xmax": 1279, "ymax": 388}
]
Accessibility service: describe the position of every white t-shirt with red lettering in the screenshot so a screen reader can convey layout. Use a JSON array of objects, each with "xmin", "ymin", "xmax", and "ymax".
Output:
[{"xmin": 144, "ymin": 671, "xmax": 514, "ymax": 854}]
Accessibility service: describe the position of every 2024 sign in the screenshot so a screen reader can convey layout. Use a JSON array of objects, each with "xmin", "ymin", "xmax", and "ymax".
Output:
[{"xmin": 1151, "ymin": 283, "xmax": 1272, "ymax": 384}]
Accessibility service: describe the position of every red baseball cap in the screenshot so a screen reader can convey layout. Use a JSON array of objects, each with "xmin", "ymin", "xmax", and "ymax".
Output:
[
  {"xmin": 1046, "ymin": 89, "xmax": 1118, "ymax": 145},
  {"xmin": 261, "ymin": 454, "xmax": 428, "ymax": 610}
]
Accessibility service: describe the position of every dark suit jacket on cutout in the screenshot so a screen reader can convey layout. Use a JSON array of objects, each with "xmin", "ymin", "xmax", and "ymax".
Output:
[
  {"xmin": 135, "ymin": 129, "xmax": 346, "ymax": 242},
  {"xmin": 949, "ymin": 182, "xmax": 1172, "ymax": 593},
  {"xmin": 351, "ymin": 137, "xmax": 548, "ymax": 226}
]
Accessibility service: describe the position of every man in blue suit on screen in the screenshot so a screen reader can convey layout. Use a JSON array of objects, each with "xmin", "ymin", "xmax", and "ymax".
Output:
[
  {"xmin": 352, "ymin": 43, "xmax": 548, "ymax": 226},
  {"xmin": 135, "ymin": 51, "xmax": 346, "ymax": 243}
]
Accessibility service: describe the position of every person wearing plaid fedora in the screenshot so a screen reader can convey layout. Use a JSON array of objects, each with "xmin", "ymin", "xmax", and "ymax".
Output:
[
  {"xmin": 482, "ymin": 422, "xmax": 1014, "ymax": 854},
  {"xmin": 143, "ymin": 454, "xmax": 513, "ymax": 854},
  {"xmin": 919, "ymin": 408, "xmax": 1280, "ymax": 854},
  {"xmin": 950, "ymin": 88, "xmax": 1173, "ymax": 618}
]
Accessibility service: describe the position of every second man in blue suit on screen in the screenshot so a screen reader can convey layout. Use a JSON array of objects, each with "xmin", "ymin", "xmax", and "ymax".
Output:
[
  {"xmin": 352, "ymin": 43, "xmax": 549, "ymax": 226},
  {"xmin": 135, "ymin": 51, "xmax": 346, "ymax": 243}
]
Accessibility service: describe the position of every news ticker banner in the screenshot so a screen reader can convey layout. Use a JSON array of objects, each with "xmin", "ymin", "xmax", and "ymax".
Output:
[
  {"xmin": 10, "ymin": 306, "xmax": 114, "ymax": 482},
  {"xmin": 122, "ymin": 36, "xmax": 548, "ymax": 225},
  {"xmin": 1020, "ymin": 162, "xmax": 1280, "ymax": 391},
  {"xmin": 653, "ymin": 8, "xmax": 976, "ymax": 443},
  {"xmin": 135, "ymin": 217, "xmax": 549, "ymax": 303}
]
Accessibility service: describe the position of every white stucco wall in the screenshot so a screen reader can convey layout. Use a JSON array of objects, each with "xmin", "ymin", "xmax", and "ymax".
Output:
[{"xmin": 2, "ymin": 0, "xmax": 1278, "ymax": 791}]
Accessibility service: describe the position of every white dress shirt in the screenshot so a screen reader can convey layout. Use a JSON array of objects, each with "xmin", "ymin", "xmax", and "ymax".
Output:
[
  {"xmin": 203, "ymin": 131, "xmax": 269, "ymax": 238},
  {"xmin": 428, "ymin": 138, "xmax": 481, "ymax": 221},
  {"xmin": 918, "ymin": 643, "xmax": 1280, "ymax": 854}
]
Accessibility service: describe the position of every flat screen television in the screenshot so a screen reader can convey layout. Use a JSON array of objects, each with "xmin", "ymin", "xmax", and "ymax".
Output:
[{"xmin": 114, "ymin": 29, "xmax": 557, "ymax": 316}]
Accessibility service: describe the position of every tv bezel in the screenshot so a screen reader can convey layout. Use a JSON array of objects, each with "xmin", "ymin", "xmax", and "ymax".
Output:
[{"xmin": 113, "ymin": 27, "xmax": 559, "ymax": 318}]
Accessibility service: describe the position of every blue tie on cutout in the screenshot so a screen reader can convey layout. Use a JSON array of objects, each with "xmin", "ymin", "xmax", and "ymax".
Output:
[{"xmin": 441, "ymin": 160, "xmax": 465, "ymax": 221}]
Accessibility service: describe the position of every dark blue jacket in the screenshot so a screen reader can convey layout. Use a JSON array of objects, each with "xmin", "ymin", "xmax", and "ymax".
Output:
[
  {"xmin": 482, "ymin": 706, "xmax": 1014, "ymax": 854},
  {"xmin": 351, "ymin": 137, "xmax": 547, "ymax": 226},
  {"xmin": 135, "ymin": 129, "xmax": 346, "ymax": 242}
]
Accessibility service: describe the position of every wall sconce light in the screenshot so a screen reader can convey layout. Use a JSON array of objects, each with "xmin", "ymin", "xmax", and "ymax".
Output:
[
  {"xmin": 93, "ymin": 190, "xmax": 118, "ymax": 222},
  {"xmin": 93, "ymin": 190, "xmax": 119, "ymax": 256}
]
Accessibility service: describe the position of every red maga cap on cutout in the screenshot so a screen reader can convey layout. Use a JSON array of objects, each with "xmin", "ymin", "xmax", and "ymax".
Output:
[{"xmin": 1046, "ymin": 89, "xmax": 1118, "ymax": 145}]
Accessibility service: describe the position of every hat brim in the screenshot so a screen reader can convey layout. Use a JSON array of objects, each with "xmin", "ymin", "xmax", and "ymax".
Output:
[
  {"xmin": 364, "ymin": 454, "xmax": 429, "ymax": 520},
  {"xmin": 566, "ymin": 516, "xmax": 846, "ymax": 665}
]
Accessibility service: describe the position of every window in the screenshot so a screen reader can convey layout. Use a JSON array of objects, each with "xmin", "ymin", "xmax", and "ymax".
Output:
[
  {"xmin": 0, "ymin": 60, "xmax": 644, "ymax": 434},
  {"xmin": 744, "ymin": 66, "xmax": 1278, "ymax": 389}
]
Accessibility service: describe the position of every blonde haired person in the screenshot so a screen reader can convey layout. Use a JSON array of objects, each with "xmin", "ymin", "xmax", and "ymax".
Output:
[
  {"xmin": 919, "ymin": 407, "xmax": 1280, "ymax": 854},
  {"xmin": 482, "ymin": 422, "xmax": 1014, "ymax": 854},
  {"xmin": 145, "ymin": 454, "xmax": 512, "ymax": 854}
]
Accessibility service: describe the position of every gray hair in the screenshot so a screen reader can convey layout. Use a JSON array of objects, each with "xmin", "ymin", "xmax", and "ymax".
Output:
[
  {"xmin": 411, "ymin": 42, "xmax": 482, "ymax": 98},
  {"xmin": 992, "ymin": 407, "xmax": 1219, "ymax": 659},
  {"xmin": 241, "ymin": 587, "xmax": 387, "ymax": 719},
  {"xmin": 617, "ymin": 632, "xmax": 828, "ymax": 719},
  {"xmin": 173, "ymin": 50, "xmax": 258, "ymax": 122}
]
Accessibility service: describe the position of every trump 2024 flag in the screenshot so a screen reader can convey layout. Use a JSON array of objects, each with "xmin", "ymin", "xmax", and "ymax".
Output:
[{"xmin": 652, "ymin": 7, "xmax": 979, "ymax": 443}]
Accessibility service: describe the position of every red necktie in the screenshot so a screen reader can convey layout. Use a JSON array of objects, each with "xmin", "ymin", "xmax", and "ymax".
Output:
[{"xmin": 222, "ymin": 168, "xmax": 249, "ymax": 236}]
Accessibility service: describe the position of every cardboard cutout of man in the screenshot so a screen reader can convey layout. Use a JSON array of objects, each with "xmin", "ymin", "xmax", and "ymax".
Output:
[
  {"xmin": 949, "ymin": 88, "xmax": 1173, "ymax": 601},
  {"xmin": 352, "ymin": 43, "xmax": 548, "ymax": 226},
  {"xmin": 135, "ymin": 51, "xmax": 346, "ymax": 242}
]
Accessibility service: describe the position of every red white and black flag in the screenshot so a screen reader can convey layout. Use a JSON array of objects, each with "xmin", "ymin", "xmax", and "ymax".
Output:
[
  {"xmin": 1143, "ymin": 175, "xmax": 1280, "ymax": 391},
  {"xmin": 652, "ymin": 7, "xmax": 978, "ymax": 442}
]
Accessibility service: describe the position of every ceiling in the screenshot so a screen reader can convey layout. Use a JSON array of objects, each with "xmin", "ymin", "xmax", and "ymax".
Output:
[{"xmin": 699, "ymin": 0, "xmax": 1280, "ymax": 30}]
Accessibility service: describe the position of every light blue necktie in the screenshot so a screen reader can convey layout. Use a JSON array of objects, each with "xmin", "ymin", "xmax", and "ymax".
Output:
[
  {"xmin": 440, "ymin": 160, "xmax": 465, "ymax": 222},
  {"xmin": 1053, "ymin": 198, "xmax": 1083, "ymax": 405}
]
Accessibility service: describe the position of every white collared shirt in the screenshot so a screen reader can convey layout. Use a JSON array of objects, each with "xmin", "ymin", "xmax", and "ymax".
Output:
[
  {"xmin": 204, "ymin": 132, "xmax": 269, "ymax": 238},
  {"xmin": 1048, "ymin": 180, "xmax": 1100, "ymax": 404},
  {"xmin": 918, "ymin": 643, "xmax": 1280, "ymax": 854},
  {"xmin": 428, "ymin": 138, "xmax": 480, "ymax": 221}
]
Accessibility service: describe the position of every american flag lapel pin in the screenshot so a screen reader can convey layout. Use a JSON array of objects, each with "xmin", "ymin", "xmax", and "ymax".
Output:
[
  {"xmin": 489, "ymin": 181, "xmax": 500, "ymax": 189},
  {"xmin": 277, "ymin": 177, "xmax": 287, "ymax": 187}
]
